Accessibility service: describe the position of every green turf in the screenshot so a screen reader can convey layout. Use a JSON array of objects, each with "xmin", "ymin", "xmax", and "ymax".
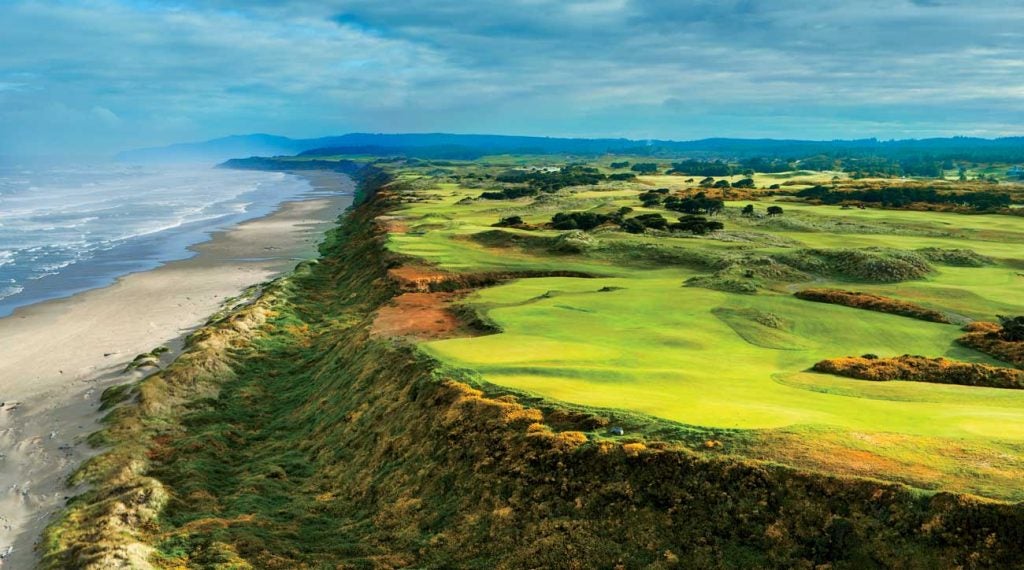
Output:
[{"xmin": 382, "ymin": 162, "xmax": 1024, "ymax": 499}]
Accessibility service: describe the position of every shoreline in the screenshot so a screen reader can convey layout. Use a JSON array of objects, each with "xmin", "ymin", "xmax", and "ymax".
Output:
[{"xmin": 0, "ymin": 169, "xmax": 353, "ymax": 568}]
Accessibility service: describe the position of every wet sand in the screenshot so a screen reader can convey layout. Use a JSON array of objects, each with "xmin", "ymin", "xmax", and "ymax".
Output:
[{"xmin": 0, "ymin": 170, "xmax": 353, "ymax": 568}]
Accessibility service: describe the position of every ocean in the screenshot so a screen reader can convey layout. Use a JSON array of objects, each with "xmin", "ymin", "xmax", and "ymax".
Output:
[{"xmin": 0, "ymin": 161, "xmax": 321, "ymax": 318}]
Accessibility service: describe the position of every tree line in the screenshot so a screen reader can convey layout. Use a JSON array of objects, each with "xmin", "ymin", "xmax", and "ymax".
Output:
[{"xmin": 796, "ymin": 185, "xmax": 1013, "ymax": 211}]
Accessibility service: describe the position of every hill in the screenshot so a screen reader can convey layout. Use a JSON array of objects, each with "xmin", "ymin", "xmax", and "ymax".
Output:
[{"xmin": 120, "ymin": 132, "xmax": 1024, "ymax": 165}]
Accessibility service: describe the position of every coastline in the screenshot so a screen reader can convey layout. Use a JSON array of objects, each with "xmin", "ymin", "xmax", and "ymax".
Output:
[{"xmin": 0, "ymin": 170, "xmax": 353, "ymax": 568}]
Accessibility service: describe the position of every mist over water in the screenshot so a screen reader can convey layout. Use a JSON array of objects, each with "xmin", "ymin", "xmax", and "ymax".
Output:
[{"xmin": 0, "ymin": 162, "xmax": 316, "ymax": 317}]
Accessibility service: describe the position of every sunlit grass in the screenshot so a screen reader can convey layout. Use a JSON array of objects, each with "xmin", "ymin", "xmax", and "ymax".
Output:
[{"xmin": 387, "ymin": 165, "xmax": 1024, "ymax": 499}]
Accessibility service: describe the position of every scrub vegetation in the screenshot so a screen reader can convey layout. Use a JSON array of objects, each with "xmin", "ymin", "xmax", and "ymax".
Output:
[{"xmin": 44, "ymin": 154, "xmax": 1024, "ymax": 568}]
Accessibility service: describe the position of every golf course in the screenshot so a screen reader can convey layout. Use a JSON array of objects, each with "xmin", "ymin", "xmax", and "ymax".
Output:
[{"xmin": 379, "ymin": 158, "xmax": 1024, "ymax": 500}]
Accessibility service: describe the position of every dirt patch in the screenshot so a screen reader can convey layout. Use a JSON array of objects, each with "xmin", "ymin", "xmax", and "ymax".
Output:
[
  {"xmin": 372, "ymin": 292, "xmax": 464, "ymax": 340},
  {"xmin": 387, "ymin": 265, "xmax": 453, "ymax": 292},
  {"xmin": 388, "ymin": 264, "xmax": 596, "ymax": 293},
  {"xmin": 376, "ymin": 215, "xmax": 410, "ymax": 234}
]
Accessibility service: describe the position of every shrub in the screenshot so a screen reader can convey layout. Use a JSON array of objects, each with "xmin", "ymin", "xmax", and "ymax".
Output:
[
  {"xmin": 551, "ymin": 212, "xmax": 611, "ymax": 231},
  {"xmin": 493, "ymin": 215, "xmax": 524, "ymax": 227},
  {"xmin": 630, "ymin": 212, "xmax": 671, "ymax": 229},
  {"xmin": 621, "ymin": 219, "xmax": 646, "ymax": 234},
  {"xmin": 665, "ymin": 193, "xmax": 723, "ymax": 215},
  {"xmin": 958, "ymin": 324, "xmax": 1024, "ymax": 368},
  {"xmin": 496, "ymin": 165, "xmax": 606, "ymax": 193},
  {"xmin": 630, "ymin": 163, "xmax": 659, "ymax": 174},
  {"xmin": 670, "ymin": 215, "xmax": 724, "ymax": 235},
  {"xmin": 480, "ymin": 187, "xmax": 538, "ymax": 200},
  {"xmin": 796, "ymin": 185, "xmax": 1013, "ymax": 212},
  {"xmin": 916, "ymin": 248, "xmax": 993, "ymax": 267},
  {"xmin": 794, "ymin": 288, "xmax": 950, "ymax": 323},
  {"xmin": 779, "ymin": 248, "xmax": 932, "ymax": 283},
  {"xmin": 551, "ymin": 230, "xmax": 597, "ymax": 254},
  {"xmin": 998, "ymin": 315, "xmax": 1024, "ymax": 342},
  {"xmin": 813, "ymin": 355, "xmax": 1024, "ymax": 389},
  {"xmin": 639, "ymin": 191, "xmax": 663, "ymax": 206}
]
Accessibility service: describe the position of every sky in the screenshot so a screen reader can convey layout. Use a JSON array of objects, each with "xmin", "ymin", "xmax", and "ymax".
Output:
[{"xmin": 1, "ymin": 0, "xmax": 1023, "ymax": 155}]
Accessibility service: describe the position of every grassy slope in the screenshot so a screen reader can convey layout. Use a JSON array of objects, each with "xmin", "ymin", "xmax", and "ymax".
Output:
[
  {"xmin": 41, "ymin": 168, "xmax": 1024, "ymax": 569},
  {"xmin": 379, "ymin": 166, "xmax": 1024, "ymax": 500}
]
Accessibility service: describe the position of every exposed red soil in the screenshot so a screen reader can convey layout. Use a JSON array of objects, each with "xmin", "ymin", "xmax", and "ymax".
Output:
[
  {"xmin": 387, "ymin": 265, "xmax": 453, "ymax": 292},
  {"xmin": 371, "ymin": 292, "xmax": 462, "ymax": 340},
  {"xmin": 375, "ymin": 214, "xmax": 410, "ymax": 234}
]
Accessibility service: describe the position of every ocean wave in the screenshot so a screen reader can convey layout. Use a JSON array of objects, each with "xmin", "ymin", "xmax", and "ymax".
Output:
[
  {"xmin": 0, "ymin": 165, "xmax": 317, "ymax": 313},
  {"xmin": 0, "ymin": 282, "xmax": 23, "ymax": 301}
]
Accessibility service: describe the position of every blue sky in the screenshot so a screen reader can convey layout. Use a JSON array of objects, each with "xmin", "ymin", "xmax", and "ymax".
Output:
[{"xmin": 1, "ymin": 0, "xmax": 1022, "ymax": 155}]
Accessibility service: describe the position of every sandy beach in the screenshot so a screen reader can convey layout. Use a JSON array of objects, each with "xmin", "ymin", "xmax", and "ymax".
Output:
[{"xmin": 0, "ymin": 170, "xmax": 353, "ymax": 568}]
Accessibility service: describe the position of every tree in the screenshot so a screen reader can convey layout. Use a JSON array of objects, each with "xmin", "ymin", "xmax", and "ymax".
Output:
[
  {"xmin": 630, "ymin": 163, "xmax": 659, "ymax": 174},
  {"xmin": 998, "ymin": 315, "xmax": 1024, "ymax": 342},
  {"xmin": 672, "ymin": 215, "xmax": 709, "ymax": 234},
  {"xmin": 767, "ymin": 205, "xmax": 784, "ymax": 217},
  {"xmin": 610, "ymin": 161, "xmax": 630, "ymax": 169},
  {"xmin": 494, "ymin": 215, "xmax": 524, "ymax": 227},
  {"xmin": 551, "ymin": 211, "xmax": 609, "ymax": 230},
  {"xmin": 713, "ymin": 179, "xmax": 731, "ymax": 188},
  {"xmin": 621, "ymin": 218, "xmax": 646, "ymax": 234},
  {"xmin": 639, "ymin": 191, "xmax": 663, "ymax": 207},
  {"xmin": 741, "ymin": 204, "xmax": 755, "ymax": 216},
  {"xmin": 631, "ymin": 213, "xmax": 669, "ymax": 230},
  {"xmin": 733, "ymin": 178, "xmax": 755, "ymax": 189},
  {"xmin": 671, "ymin": 215, "xmax": 725, "ymax": 235},
  {"xmin": 698, "ymin": 177, "xmax": 715, "ymax": 187}
]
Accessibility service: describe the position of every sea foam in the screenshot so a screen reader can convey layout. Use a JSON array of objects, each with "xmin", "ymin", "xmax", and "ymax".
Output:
[{"xmin": 0, "ymin": 162, "xmax": 313, "ymax": 317}]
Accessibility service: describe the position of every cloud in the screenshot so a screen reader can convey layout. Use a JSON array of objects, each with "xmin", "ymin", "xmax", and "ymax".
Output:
[{"xmin": 0, "ymin": 0, "xmax": 1022, "ymax": 155}]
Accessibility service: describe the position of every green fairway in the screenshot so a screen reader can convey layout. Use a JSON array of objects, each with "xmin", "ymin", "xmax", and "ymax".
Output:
[
  {"xmin": 382, "ymin": 163, "xmax": 1024, "ymax": 499},
  {"xmin": 423, "ymin": 275, "xmax": 1018, "ymax": 436}
]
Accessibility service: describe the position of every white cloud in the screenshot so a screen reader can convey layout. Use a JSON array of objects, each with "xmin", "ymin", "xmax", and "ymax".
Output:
[{"xmin": 0, "ymin": 0, "xmax": 1022, "ymax": 154}]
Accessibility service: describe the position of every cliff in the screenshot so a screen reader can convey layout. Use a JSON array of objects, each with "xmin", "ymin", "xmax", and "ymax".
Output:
[{"xmin": 41, "ymin": 168, "xmax": 1024, "ymax": 569}]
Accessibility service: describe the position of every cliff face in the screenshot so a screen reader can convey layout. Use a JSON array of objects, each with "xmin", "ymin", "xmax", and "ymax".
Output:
[{"xmin": 42, "ymin": 171, "xmax": 1024, "ymax": 569}]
